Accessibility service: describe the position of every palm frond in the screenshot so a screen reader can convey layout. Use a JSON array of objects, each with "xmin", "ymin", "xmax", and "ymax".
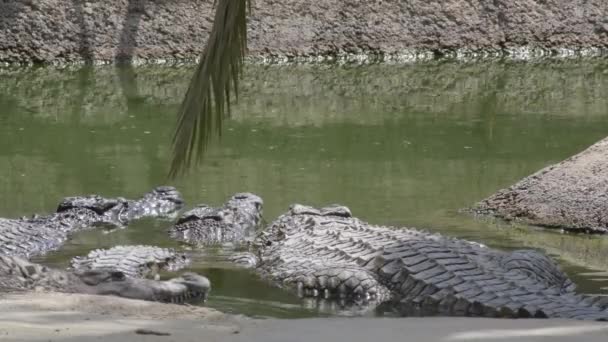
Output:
[{"xmin": 169, "ymin": 0, "xmax": 250, "ymax": 178}]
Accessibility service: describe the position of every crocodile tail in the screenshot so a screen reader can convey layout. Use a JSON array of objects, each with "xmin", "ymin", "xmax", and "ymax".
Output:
[{"xmin": 372, "ymin": 244, "xmax": 608, "ymax": 320}]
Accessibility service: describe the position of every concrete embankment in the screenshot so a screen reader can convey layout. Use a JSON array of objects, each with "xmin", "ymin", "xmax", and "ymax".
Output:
[{"xmin": 1, "ymin": 0, "xmax": 608, "ymax": 64}]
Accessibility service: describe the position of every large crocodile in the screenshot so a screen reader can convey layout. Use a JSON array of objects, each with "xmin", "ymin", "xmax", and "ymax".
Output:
[
  {"xmin": 236, "ymin": 204, "xmax": 608, "ymax": 320},
  {"xmin": 0, "ymin": 255, "xmax": 209, "ymax": 303},
  {"xmin": 169, "ymin": 193, "xmax": 263, "ymax": 245},
  {"xmin": 0, "ymin": 186, "xmax": 183, "ymax": 258},
  {"xmin": 71, "ymin": 245, "xmax": 191, "ymax": 279}
]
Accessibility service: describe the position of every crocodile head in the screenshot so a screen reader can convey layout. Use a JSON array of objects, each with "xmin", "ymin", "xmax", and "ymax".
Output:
[
  {"xmin": 76, "ymin": 269, "xmax": 211, "ymax": 303},
  {"xmin": 70, "ymin": 245, "xmax": 192, "ymax": 279},
  {"xmin": 261, "ymin": 203, "xmax": 353, "ymax": 243},
  {"xmin": 177, "ymin": 193, "xmax": 263, "ymax": 225},
  {"xmin": 289, "ymin": 204, "xmax": 352, "ymax": 218},
  {"xmin": 56, "ymin": 196, "xmax": 125, "ymax": 216},
  {"xmin": 175, "ymin": 204, "xmax": 223, "ymax": 225},
  {"xmin": 129, "ymin": 186, "xmax": 185, "ymax": 220},
  {"xmin": 57, "ymin": 186, "xmax": 184, "ymax": 226},
  {"xmin": 0, "ymin": 255, "xmax": 209, "ymax": 304},
  {"xmin": 224, "ymin": 192, "xmax": 264, "ymax": 230},
  {"xmin": 170, "ymin": 193, "xmax": 263, "ymax": 245},
  {"xmin": 250, "ymin": 203, "xmax": 354, "ymax": 268}
]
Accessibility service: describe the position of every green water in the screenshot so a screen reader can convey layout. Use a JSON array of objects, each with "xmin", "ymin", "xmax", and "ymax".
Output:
[{"xmin": 1, "ymin": 60, "xmax": 608, "ymax": 317}]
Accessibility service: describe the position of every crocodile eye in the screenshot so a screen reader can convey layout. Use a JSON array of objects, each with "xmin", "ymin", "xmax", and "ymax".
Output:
[{"xmin": 110, "ymin": 271, "xmax": 126, "ymax": 281}]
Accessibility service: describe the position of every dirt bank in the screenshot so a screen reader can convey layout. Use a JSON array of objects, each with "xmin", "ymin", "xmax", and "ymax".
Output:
[
  {"xmin": 0, "ymin": 292, "xmax": 238, "ymax": 341},
  {"xmin": 2, "ymin": 293, "xmax": 608, "ymax": 342},
  {"xmin": 473, "ymin": 137, "xmax": 608, "ymax": 234},
  {"xmin": 1, "ymin": 0, "xmax": 608, "ymax": 64}
]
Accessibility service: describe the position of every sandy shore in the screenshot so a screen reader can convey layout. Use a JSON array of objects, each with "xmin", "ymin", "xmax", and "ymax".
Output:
[
  {"xmin": 1, "ymin": 293, "xmax": 608, "ymax": 342},
  {"xmin": 0, "ymin": 292, "xmax": 237, "ymax": 341}
]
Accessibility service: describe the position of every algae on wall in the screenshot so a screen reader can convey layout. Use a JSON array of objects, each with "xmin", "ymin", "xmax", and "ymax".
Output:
[{"xmin": 1, "ymin": 60, "xmax": 608, "ymax": 125}]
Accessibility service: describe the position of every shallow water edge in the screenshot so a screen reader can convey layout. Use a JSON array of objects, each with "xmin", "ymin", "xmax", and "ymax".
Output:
[{"xmin": 1, "ymin": 60, "xmax": 607, "ymax": 317}]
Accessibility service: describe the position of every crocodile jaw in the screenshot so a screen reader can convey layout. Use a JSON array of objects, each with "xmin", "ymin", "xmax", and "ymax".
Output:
[{"xmin": 87, "ymin": 272, "xmax": 211, "ymax": 304}]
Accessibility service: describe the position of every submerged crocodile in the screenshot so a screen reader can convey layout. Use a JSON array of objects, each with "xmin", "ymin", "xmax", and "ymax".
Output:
[
  {"xmin": 235, "ymin": 204, "xmax": 608, "ymax": 320},
  {"xmin": 0, "ymin": 186, "xmax": 183, "ymax": 258},
  {"xmin": 0, "ymin": 255, "xmax": 209, "ymax": 303},
  {"xmin": 169, "ymin": 193, "xmax": 263, "ymax": 245},
  {"xmin": 71, "ymin": 245, "xmax": 191, "ymax": 279}
]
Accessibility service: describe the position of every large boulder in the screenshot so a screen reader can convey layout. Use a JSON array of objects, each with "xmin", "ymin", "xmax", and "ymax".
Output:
[{"xmin": 473, "ymin": 137, "xmax": 608, "ymax": 234}]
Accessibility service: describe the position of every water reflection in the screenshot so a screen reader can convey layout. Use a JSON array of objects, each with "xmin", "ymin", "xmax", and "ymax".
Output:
[{"xmin": 1, "ymin": 61, "xmax": 608, "ymax": 317}]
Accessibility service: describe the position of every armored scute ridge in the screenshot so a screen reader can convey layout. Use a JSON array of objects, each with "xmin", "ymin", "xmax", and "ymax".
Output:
[
  {"xmin": 169, "ymin": 193, "xmax": 263, "ymax": 245},
  {"xmin": 0, "ymin": 255, "xmax": 210, "ymax": 304},
  {"xmin": 244, "ymin": 204, "xmax": 608, "ymax": 320},
  {"xmin": 0, "ymin": 186, "xmax": 184, "ymax": 259},
  {"xmin": 71, "ymin": 245, "xmax": 191, "ymax": 279}
]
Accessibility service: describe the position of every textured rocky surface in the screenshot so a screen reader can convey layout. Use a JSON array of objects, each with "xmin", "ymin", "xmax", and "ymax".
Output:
[
  {"xmin": 70, "ymin": 245, "xmax": 190, "ymax": 279},
  {"xmin": 242, "ymin": 204, "xmax": 608, "ymax": 320},
  {"xmin": 169, "ymin": 193, "xmax": 263, "ymax": 245},
  {"xmin": 0, "ymin": 255, "xmax": 210, "ymax": 303},
  {"xmin": 1, "ymin": 0, "xmax": 607, "ymax": 64},
  {"xmin": 473, "ymin": 137, "xmax": 608, "ymax": 234},
  {"xmin": 0, "ymin": 186, "xmax": 183, "ymax": 258}
]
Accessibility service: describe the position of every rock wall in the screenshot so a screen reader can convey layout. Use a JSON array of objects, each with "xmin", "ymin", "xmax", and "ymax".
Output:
[{"xmin": 1, "ymin": 0, "xmax": 607, "ymax": 64}]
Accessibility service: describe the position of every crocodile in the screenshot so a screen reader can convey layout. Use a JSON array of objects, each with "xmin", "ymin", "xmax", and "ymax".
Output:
[
  {"xmin": 56, "ymin": 185, "xmax": 184, "ymax": 225},
  {"xmin": 0, "ymin": 186, "xmax": 183, "ymax": 258},
  {"xmin": 169, "ymin": 193, "xmax": 263, "ymax": 245},
  {"xmin": 0, "ymin": 255, "xmax": 210, "ymax": 303},
  {"xmin": 71, "ymin": 245, "xmax": 191, "ymax": 280},
  {"xmin": 237, "ymin": 204, "xmax": 608, "ymax": 320}
]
